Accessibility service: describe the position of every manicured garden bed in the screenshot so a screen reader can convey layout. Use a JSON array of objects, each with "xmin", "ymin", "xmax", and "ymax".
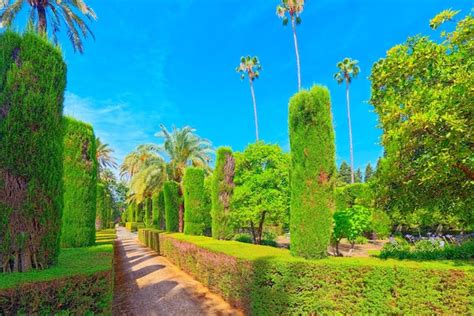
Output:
[
  {"xmin": 139, "ymin": 228, "xmax": 474, "ymax": 315},
  {"xmin": 0, "ymin": 229, "xmax": 116, "ymax": 314}
]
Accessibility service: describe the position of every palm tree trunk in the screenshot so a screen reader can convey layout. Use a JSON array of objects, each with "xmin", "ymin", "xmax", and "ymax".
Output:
[
  {"xmin": 346, "ymin": 81, "xmax": 355, "ymax": 184},
  {"xmin": 249, "ymin": 78, "xmax": 259, "ymax": 141},
  {"xmin": 37, "ymin": 5, "xmax": 47, "ymax": 33},
  {"xmin": 291, "ymin": 15, "xmax": 301, "ymax": 91}
]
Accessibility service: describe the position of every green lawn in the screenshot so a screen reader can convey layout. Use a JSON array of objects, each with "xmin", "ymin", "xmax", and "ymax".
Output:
[{"xmin": 0, "ymin": 229, "xmax": 115, "ymax": 290}]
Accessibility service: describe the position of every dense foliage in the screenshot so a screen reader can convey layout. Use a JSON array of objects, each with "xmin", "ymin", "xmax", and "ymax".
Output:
[
  {"xmin": 183, "ymin": 168, "xmax": 208, "ymax": 236},
  {"xmin": 0, "ymin": 31, "xmax": 66, "ymax": 272},
  {"xmin": 152, "ymin": 190, "xmax": 165, "ymax": 229},
  {"xmin": 139, "ymin": 229, "xmax": 473, "ymax": 315},
  {"xmin": 211, "ymin": 147, "xmax": 235, "ymax": 239},
  {"xmin": 232, "ymin": 142, "xmax": 289, "ymax": 244},
  {"xmin": 380, "ymin": 238, "xmax": 474, "ymax": 260},
  {"xmin": 332, "ymin": 205, "xmax": 371, "ymax": 254},
  {"xmin": 163, "ymin": 181, "xmax": 180, "ymax": 232},
  {"xmin": 96, "ymin": 184, "xmax": 107, "ymax": 229},
  {"xmin": 144, "ymin": 197, "xmax": 153, "ymax": 227},
  {"xmin": 288, "ymin": 85, "xmax": 336, "ymax": 259},
  {"xmin": 370, "ymin": 11, "xmax": 474, "ymax": 230},
  {"xmin": 61, "ymin": 117, "xmax": 98, "ymax": 248}
]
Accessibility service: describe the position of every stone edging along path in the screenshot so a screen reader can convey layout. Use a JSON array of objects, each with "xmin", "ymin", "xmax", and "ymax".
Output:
[{"xmin": 113, "ymin": 227, "xmax": 243, "ymax": 316}]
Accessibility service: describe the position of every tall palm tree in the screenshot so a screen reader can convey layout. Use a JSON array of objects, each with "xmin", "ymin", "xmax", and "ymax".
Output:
[
  {"xmin": 334, "ymin": 57, "xmax": 360, "ymax": 184},
  {"xmin": 0, "ymin": 0, "xmax": 96, "ymax": 53},
  {"xmin": 96, "ymin": 138, "xmax": 117, "ymax": 176},
  {"xmin": 128, "ymin": 158, "xmax": 166, "ymax": 204},
  {"xmin": 155, "ymin": 124, "xmax": 213, "ymax": 232},
  {"xmin": 276, "ymin": 0, "xmax": 304, "ymax": 91},
  {"xmin": 119, "ymin": 145, "xmax": 163, "ymax": 180},
  {"xmin": 155, "ymin": 125, "xmax": 213, "ymax": 183},
  {"xmin": 236, "ymin": 55, "xmax": 262, "ymax": 141}
]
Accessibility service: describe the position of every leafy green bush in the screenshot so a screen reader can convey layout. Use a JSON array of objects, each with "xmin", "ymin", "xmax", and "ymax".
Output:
[
  {"xmin": 333, "ymin": 205, "xmax": 371, "ymax": 254},
  {"xmin": 139, "ymin": 229, "xmax": 473, "ymax": 315},
  {"xmin": 370, "ymin": 209, "xmax": 391, "ymax": 239},
  {"xmin": 288, "ymin": 85, "xmax": 336, "ymax": 259},
  {"xmin": 211, "ymin": 147, "xmax": 235, "ymax": 239},
  {"xmin": 355, "ymin": 236, "xmax": 369, "ymax": 245},
  {"xmin": 234, "ymin": 233, "xmax": 253, "ymax": 244},
  {"xmin": 335, "ymin": 183, "xmax": 372, "ymax": 210},
  {"xmin": 163, "ymin": 181, "xmax": 180, "ymax": 232},
  {"xmin": 184, "ymin": 167, "xmax": 208, "ymax": 235},
  {"xmin": 61, "ymin": 117, "xmax": 98, "ymax": 248},
  {"xmin": 381, "ymin": 238, "xmax": 474, "ymax": 261},
  {"xmin": 0, "ymin": 31, "xmax": 66, "ymax": 272}
]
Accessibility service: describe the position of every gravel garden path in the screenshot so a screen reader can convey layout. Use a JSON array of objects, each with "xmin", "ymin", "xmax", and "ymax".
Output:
[{"xmin": 113, "ymin": 227, "xmax": 241, "ymax": 316}]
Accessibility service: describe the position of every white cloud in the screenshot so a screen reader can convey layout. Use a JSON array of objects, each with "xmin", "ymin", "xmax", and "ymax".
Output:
[{"xmin": 64, "ymin": 92, "xmax": 163, "ymax": 165}]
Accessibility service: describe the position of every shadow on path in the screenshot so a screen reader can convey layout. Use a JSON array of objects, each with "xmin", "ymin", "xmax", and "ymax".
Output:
[{"xmin": 113, "ymin": 227, "xmax": 242, "ymax": 316}]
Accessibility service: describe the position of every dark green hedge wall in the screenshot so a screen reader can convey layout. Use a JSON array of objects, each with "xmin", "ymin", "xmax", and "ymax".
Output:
[
  {"xmin": 183, "ymin": 167, "xmax": 208, "ymax": 236},
  {"xmin": 61, "ymin": 117, "xmax": 97, "ymax": 248},
  {"xmin": 139, "ymin": 230, "xmax": 473, "ymax": 315},
  {"xmin": 152, "ymin": 191, "xmax": 165, "ymax": 229},
  {"xmin": 211, "ymin": 147, "xmax": 235, "ymax": 239},
  {"xmin": 96, "ymin": 184, "xmax": 106, "ymax": 229},
  {"xmin": 289, "ymin": 85, "xmax": 336, "ymax": 259},
  {"xmin": 0, "ymin": 31, "xmax": 66, "ymax": 272},
  {"xmin": 163, "ymin": 181, "xmax": 179, "ymax": 232}
]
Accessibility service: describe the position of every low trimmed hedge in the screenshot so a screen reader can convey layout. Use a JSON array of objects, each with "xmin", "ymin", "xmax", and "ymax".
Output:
[
  {"xmin": 0, "ymin": 230, "xmax": 115, "ymax": 314},
  {"xmin": 125, "ymin": 222, "xmax": 144, "ymax": 232},
  {"xmin": 138, "ymin": 228, "xmax": 474, "ymax": 315}
]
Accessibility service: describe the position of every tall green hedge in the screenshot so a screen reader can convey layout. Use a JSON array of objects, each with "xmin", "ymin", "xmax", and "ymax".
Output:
[
  {"xmin": 144, "ymin": 197, "xmax": 152, "ymax": 227},
  {"xmin": 152, "ymin": 190, "xmax": 165, "ymax": 229},
  {"xmin": 183, "ymin": 167, "xmax": 208, "ymax": 235},
  {"xmin": 126, "ymin": 202, "xmax": 135, "ymax": 223},
  {"xmin": 61, "ymin": 117, "xmax": 98, "ymax": 248},
  {"xmin": 163, "ymin": 181, "xmax": 179, "ymax": 232},
  {"xmin": 203, "ymin": 176, "xmax": 212, "ymax": 236},
  {"xmin": 211, "ymin": 147, "xmax": 235, "ymax": 239},
  {"xmin": 288, "ymin": 85, "xmax": 336, "ymax": 259},
  {"xmin": 0, "ymin": 31, "xmax": 66, "ymax": 272},
  {"xmin": 96, "ymin": 184, "xmax": 106, "ymax": 230}
]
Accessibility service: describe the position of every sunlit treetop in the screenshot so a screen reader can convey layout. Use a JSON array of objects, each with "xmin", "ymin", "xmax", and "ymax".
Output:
[
  {"xmin": 334, "ymin": 58, "xmax": 360, "ymax": 85},
  {"xmin": 276, "ymin": 0, "xmax": 304, "ymax": 25},
  {"xmin": 236, "ymin": 55, "xmax": 262, "ymax": 81}
]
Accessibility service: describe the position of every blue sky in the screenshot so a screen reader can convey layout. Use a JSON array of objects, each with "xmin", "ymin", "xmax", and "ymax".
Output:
[{"xmin": 57, "ymin": 0, "xmax": 472, "ymax": 169}]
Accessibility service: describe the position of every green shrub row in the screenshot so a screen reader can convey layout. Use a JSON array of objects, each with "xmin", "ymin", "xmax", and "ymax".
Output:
[
  {"xmin": 380, "ymin": 239, "xmax": 474, "ymax": 261},
  {"xmin": 0, "ymin": 31, "xmax": 66, "ymax": 272},
  {"xmin": 163, "ymin": 181, "xmax": 180, "ymax": 232},
  {"xmin": 288, "ymin": 85, "xmax": 336, "ymax": 259},
  {"xmin": 61, "ymin": 117, "xmax": 98, "ymax": 248},
  {"xmin": 125, "ymin": 222, "xmax": 144, "ymax": 233},
  {"xmin": 138, "ymin": 229, "xmax": 473, "ymax": 315},
  {"xmin": 183, "ymin": 167, "xmax": 209, "ymax": 236},
  {"xmin": 0, "ymin": 230, "xmax": 115, "ymax": 314}
]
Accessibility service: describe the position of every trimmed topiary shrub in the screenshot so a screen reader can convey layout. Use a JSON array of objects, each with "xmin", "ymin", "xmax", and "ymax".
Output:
[
  {"xmin": 96, "ymin": 184, "xmax": 106, "ymax": 230},
  {"xmin": 144, "ymin": 197, "xmax": 153, "ymax": 227},
  {"xmin": 61, "ymin": 117, "xmax": 98, "ymax": 248},
  {"xmin": 211, "ymin": 147, "xmax": 235, "ymax": 239},
  {"xmin": 126, "ymin": 202, "xmax": 136, "ymax": 223},
  {"xmin": 203, "ymin": 176, "xmax": 212, "ymax": 235},
  {"xmin": 0, "ymin": 31, "xmax": 66, "ymax": 272},
  {"xmin": 184, "ymin": 167, "xmax": 208, "ymax": 236},
  {"xmin": 163, "ymin": 181, "xmax": 179, "ymax": 232},
  {"xmin": 288, "ymin": 85, "xmax": 336, "ymax": 259},
  {"xmin": 152, "ymin": 190, "xmax": 165, "ymax": 230}
]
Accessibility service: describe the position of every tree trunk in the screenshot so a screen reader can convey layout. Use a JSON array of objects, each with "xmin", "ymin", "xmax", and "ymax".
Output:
[
  {"xmin": 250, "ymin": 221, "xmax": 257, "ymax": 244},
  {"xmin": 37, "ymin": 5, "xmax": 47, "ymax": 34},
  {"xmin": 249, "ymin": 78, "xmax": 259, "ymax": 141},
  {"xmin": 291, "ymin": 15, "xmax": 302, "ymax": 91},
  {"xmin": 256, "ymin": 211, "xmax": 267, "ymax": 245},
  {"xmin": 346, "ymin": 80, "xmax": 355, "ymax": 184}
]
